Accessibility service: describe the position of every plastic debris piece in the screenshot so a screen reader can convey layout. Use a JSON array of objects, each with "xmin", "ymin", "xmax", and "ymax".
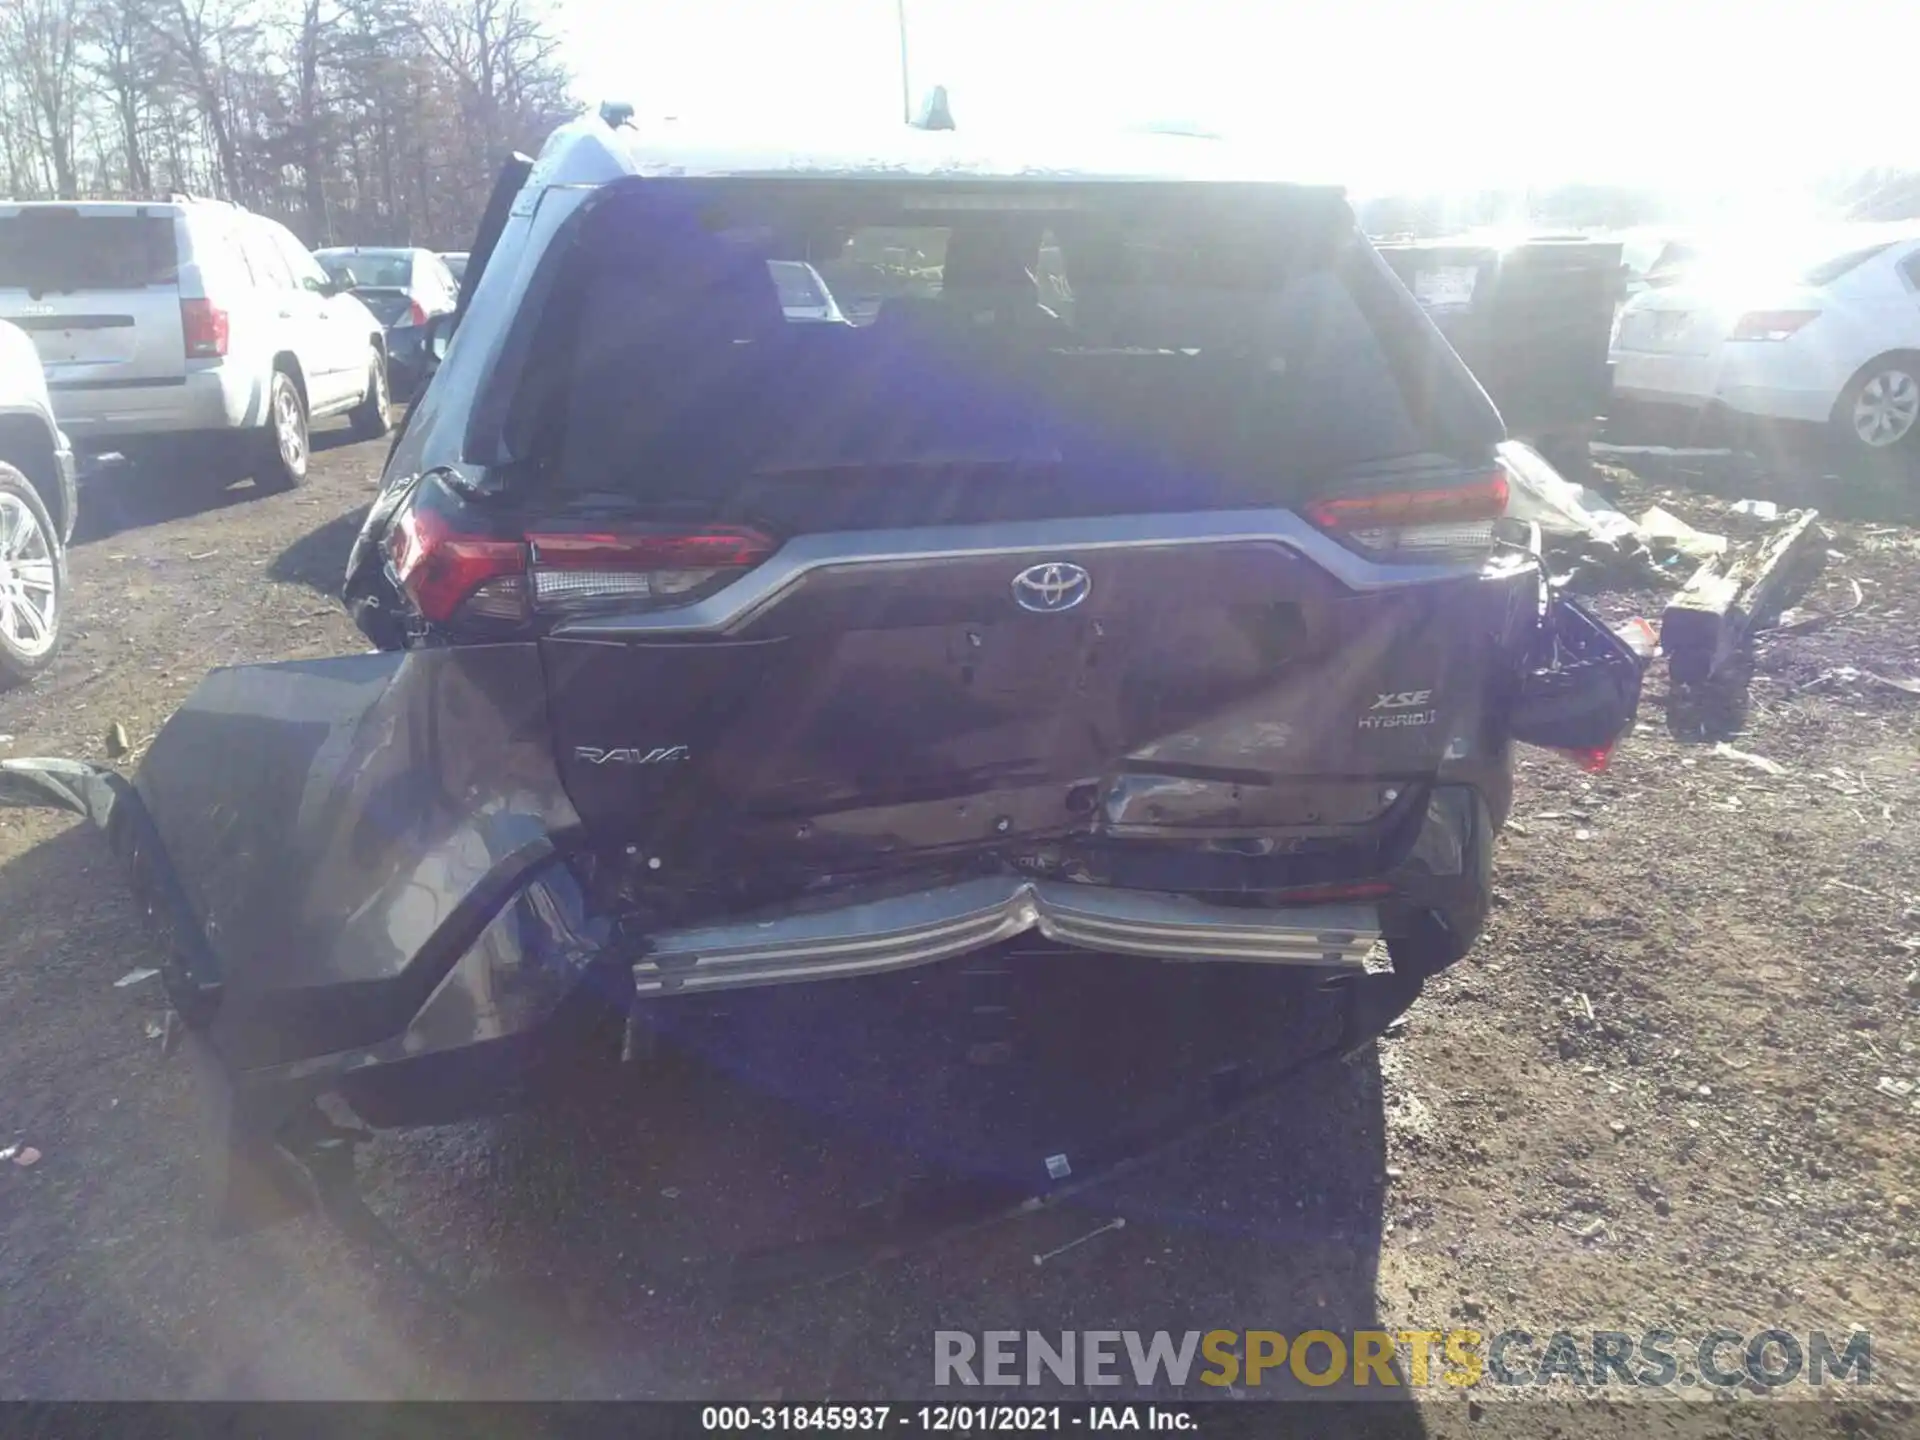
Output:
[
  {"xmin": 1877, "ymin": 1077, "xmax": 1916, "ymax": 1101},
  {"xmin": 1611, "ymin": 617, "xmax": 1658, "ymax": 660},
  {"xmin": 1044, "ymin": 1153, "xmax": 1072, "ymax": 1180},
  {"xmin": 1713, "ymin": 742, "xmax": 1787, "ymax": 777},
  {"xmin": 1730, "ymin": 499, "xmax": 1780, "ymax": 520},
  {"xmin": 12, "ymin": 1147, "xmax": 40, "ymax": 1167},
  {"xmin": 1639, "ymin": 506, "xmax": 1729, "ymax": 561},
  {"xmin": 114, "ymin": 968, "xmax": 159, "ymax": 989},
  {"xmin": 1574, "ymin": 828, "xmax": 1592, "ymax": 841},
  {"xmin": 0, "ymin": 1145, "xmax": 15, "ymax": 1161},
  {"xmin": 104, "ymin": 722, "xmax": 131, "ymax": 759}
]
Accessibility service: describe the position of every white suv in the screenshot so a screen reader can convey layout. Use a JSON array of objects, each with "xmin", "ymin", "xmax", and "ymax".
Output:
[{"xmin": 0, "ymin": 198, "xmax": 391, "ymax": 490}]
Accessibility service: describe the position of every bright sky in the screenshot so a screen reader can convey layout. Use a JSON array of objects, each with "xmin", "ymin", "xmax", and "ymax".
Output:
[{"xmin": 560, "ymin": 0, "xmax": 1913, "ymax": 203}]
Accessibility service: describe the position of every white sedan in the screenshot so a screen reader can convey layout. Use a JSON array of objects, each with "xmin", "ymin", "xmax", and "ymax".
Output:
[{"xmin": 1610, "ymin": 226, "xmax": 1920, "ymax": 456}]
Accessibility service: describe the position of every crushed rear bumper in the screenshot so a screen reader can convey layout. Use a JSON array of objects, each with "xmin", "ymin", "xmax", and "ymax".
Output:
[{"xmin": 0, "ymin": 603, "xmax": 1635, "ymax": 1227}]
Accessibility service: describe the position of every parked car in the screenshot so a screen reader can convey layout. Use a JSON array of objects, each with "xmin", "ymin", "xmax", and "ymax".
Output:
[
  {"xmin": 0, "ymin": 199, "xmax": 391, "ymax": 489},
  {"xmin": 314, "ymin": 247, "xmax": 459, "ymax": 399},
  {"xmin": 1610, "ymin": 225, "xmax": 1920, "ymax": 456},
  {"xmin": 440, "ymin": 251, "xmax": 470, "ymax": 284},
  {"xmin": 0, "ymin": 318, "xmax": 74, "ymax": 686},
  {"xmin": 0, "ymin": 122, "xmax": 1644, "ymax": 1217}
]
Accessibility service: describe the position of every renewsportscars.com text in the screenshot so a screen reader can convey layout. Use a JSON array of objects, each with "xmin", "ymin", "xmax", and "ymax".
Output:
[{"xmin": 933, "ymin": 1329, "xmax": 1872, "ymax": 1390}]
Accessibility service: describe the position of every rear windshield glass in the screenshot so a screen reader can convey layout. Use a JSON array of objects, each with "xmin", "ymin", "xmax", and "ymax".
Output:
[
  {"xmin": 0, "ymin": 212, "xmax": 177, "ymax": 294},
  {"xmin": 1800, "ymin": 243, "xmax": 1892, "ymax": 287},
  {"xmin": 317, "ymin": 251, "xmax": 414, "ymax": 289},
  {"xmin": 538, "ymin": 187, "xmax": 1462, "ymax": 505}
]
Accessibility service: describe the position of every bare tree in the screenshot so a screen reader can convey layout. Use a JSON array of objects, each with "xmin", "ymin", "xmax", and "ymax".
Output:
[
  {"xmin": 2, "ymin": 0, "xmax": 85, "ymax": 198},
  {"xmin": 0, "ymin": 0, "xmax": 575, "ymax": 241}
]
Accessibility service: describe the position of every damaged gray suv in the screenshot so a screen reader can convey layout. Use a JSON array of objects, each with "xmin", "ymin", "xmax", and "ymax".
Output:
[{"xmin": 0, "ymin": 117, "xmax": 1645, "ymax": 1225}]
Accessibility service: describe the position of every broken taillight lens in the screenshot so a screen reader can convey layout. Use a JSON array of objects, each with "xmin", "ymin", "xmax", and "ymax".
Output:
[
  {"xmin": 386, "ymin": 509, "xmax": 525, "ymax": 623},
  {"xmin": 1305, "ymin": 469, "xmax": 1510, "ymax": 562},
  {"xmin": 386, "ymin": 512, "xmax": 778, "ymax": 625}
]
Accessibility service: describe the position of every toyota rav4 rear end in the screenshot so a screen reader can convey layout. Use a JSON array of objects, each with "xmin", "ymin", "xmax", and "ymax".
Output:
[{"xmin": 0, "ymin": 121, "xmax": 1642, "ymax": 1217}]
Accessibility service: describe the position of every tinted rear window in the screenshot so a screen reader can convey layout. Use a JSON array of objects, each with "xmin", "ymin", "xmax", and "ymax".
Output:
[
  {"xmin": 0, "ymin": 212, "xmax": 177, "ymax": 293},
  {"xmin": 536, "ymin": 185, "xmax": 1482, "ymax": 505},
  {"xmin": 317, "ymin": 251, "xmax": 414, "ymax": 289}
]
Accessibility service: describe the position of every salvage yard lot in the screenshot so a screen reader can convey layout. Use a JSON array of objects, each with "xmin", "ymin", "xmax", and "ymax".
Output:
[{"xmin": 0, "ymin": 419, "xmax": 1916, "ymax": 1415}]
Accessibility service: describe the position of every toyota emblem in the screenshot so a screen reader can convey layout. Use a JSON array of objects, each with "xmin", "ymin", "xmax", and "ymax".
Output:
[{"xmin": 1011, "ymin": 562, "xmax": 1091, "ymax": 613}]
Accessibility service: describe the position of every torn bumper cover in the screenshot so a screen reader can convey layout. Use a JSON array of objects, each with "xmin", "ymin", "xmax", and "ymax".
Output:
[{"xmin": 0, "ymin": 642, "xmax": 1527, "ymax": 1225}]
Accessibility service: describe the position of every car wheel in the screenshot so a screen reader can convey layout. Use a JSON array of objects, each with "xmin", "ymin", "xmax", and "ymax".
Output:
[
  {"xmin": 253, "ymin": 370, "xmax": 309, "ymax": 492},
  {"xmin": 349, "ymin": 349, "xmax": 392, "ymax": 441},
  {"xmin": 1834, "ymin": 355, "xmax": 1920, "ymax": 455},
  {"xmin": 0, "ymin": 463, "xmax": 65, "ymax": 688}
]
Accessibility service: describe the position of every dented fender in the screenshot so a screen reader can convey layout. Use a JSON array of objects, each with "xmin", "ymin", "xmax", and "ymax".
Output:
[{"xmin": 0, "ymin": 645, "xmax": 587, "ymax": 1071}]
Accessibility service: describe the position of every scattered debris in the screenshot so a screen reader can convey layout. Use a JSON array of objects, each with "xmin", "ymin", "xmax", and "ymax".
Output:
[
  {"xmin": 1032, "ymin": 1217, "xmax": 1125, "ymax": 1267},
  {"xmin": 113, "ymin": 968, "xmax": 159, "ymax": 989},
  {"xmin": 1639, "ymin": 505, "xmax": 1729, "ymax": 562},
  {"xmin": 1578, "ymin": 992, "xmax": 1596, "ymax": 1023},
  {"xmin": 143, "ymin": 1019, "xmax": 165, "ymax": 1040},
  {"xmin": 1500, "ymin": 443, "xmax": 1670, "ymax": 589},
  {"xmin": 659, "ymin": 1187, "xmax": 681, "ymax": 1199},
  {"xmin": 1729, "ymin": 499, "xmax": 1780, "ymax": 520},
  {"xmin": 1713, "ymin": 741, "xmax": 1787, "ymax": 777},
  {"xmin": 1662, "ymin": 508, "xmax": 1825, "ymax": 685},
  {"xmin": 11, "ymin": 1147, "xmax": 40, "ymax": 1167},
  {"xmin": 1877, "ymin": 1078, "xmax": 1916, "ymax": 1101},
  {"xmin": 187, "ymin": 549, "xmax": 220, "ymax": 561},
  {"xmin": 1774, "ymin": 578, "xmax": 1864, "ymax": 635},
  {"xmin": 1907, "ymin": 968, "xmax": 1920, "ymax": 999},
  {"xmin": 1865, "ymin": 672, "xmax": 1920, "ymax": 697},
  {"xmin": 1609, "ymin": 1120, "xmax": 1629, "ymax": 1137},
  {"xmin": 1045, "ymin": 1153, "xmax": 1072, "ymax": 1180},
  {"xmin": 1574, "ymin": 828, "xmax": 1592, "ymax": 841},
  {"xmin": 104, "ymin": 721, "xmax": 131, "ymax": 760}
]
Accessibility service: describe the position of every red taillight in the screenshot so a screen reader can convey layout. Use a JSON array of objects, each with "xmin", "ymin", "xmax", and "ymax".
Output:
[
  {"xmin": 386, "ymin": 514, "xmax": 778, "ymax": 624},
  {"xmin": 1728, "ymin": 309, "xmax": 1819, "ymax": 342},
  {"xmin": 1305, "ymin": 469, "xmax": 1509, "ymax": 560},
  {"xmin": 387, "ymin": 509, "xmax": 525, "ymax": 623},
  {"xmin": 181, "ymin": 298, "xmax": 228, "ymax": 358},
  {"xmin": 409, "ymin": 299, "xmax": 428, "ymax": 327}
]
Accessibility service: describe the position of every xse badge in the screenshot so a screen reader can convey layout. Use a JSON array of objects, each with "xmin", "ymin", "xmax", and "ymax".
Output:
[{"xmin": 1358, "ymin": 689, "xmax": 1436, "ymax": 731}]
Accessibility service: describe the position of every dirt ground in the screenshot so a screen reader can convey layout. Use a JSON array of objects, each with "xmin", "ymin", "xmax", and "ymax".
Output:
[{"xmin": 0, "ymin": 416, "xmax": 1916, "ymax": 1424}]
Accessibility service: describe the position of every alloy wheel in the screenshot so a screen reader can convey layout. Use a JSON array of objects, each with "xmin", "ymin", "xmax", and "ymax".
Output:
[
  {"xmin": 275, "ymin": 382, "xmax": 307, "ymax": 470},
  {"xmin": 0, "ymin": 492, "xmax": 57, "ymax": 658},
  {"xmin": 1851, "ymin": 366, "xmax": 1920, "ymax": 449}
]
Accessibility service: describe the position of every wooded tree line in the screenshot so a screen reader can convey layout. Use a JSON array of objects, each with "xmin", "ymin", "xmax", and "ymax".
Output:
[{"xmin": 0, "ymin": 0, "xmax": 578, "ymax": 248}]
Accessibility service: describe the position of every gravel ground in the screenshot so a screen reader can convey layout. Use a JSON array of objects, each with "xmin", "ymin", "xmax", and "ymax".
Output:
[{"xmin": 0, "ymin": 418, "xmax": 1916, "ymax": 1424}]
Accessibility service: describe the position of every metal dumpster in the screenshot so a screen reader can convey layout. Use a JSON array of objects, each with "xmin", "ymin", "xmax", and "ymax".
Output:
[{"xmin": 1375, "ymin": 236, "xmax": 1624, "ymax": 478}]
